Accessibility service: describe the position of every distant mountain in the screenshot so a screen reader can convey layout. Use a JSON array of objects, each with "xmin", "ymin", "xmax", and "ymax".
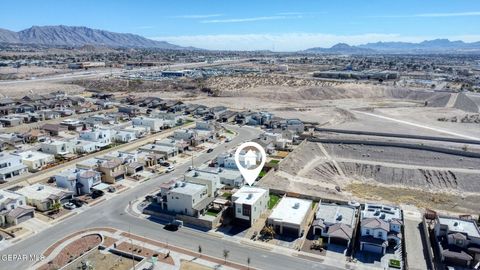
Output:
[
  {"xmin": 304, "ymin": 39, "xmax": 480, "ymax": 54},
  {"xmin": 304, "ymin": 43, "xmax": 375, "ymax": 54},
  {"xmin": 0, "ymin": 25, "xmax": 186, "ymax": 49}
]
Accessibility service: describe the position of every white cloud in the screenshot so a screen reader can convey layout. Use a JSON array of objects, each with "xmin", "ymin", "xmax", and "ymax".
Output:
[
  {"xmin": 173, "ymin": 14, "xmax": 223, "ymax": 19},
  {"xmin": 371, "ymin": 11, "xmax": 480, "ymax": 18},
  {"xmin": 201, "ymin": 15, "xmax": 302, "ymax": 23},
  {"xmin": 151, "ymin": 33, "xmax": 480, "ymax": 51}
]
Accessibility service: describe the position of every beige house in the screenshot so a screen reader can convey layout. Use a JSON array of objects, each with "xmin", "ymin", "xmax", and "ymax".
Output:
[
  {"xmin": 15, "ymin": 184, "xmax": 73, "ymax": 212},
  {"xmin": 98, "ymin": 158, "xmax": 125, "ymax": 184}
]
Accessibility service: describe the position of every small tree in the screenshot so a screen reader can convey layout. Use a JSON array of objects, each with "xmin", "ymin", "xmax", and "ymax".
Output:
[
  {"xmin": 223, "ymin": 249, "xmax": 229, "ymax": 264},
  {"xmin": 198, "ymin": 245, "xmax": 202, "ymax": 257},
  {"xmin": 51, "ymin": 201, "xmax": 62, "ymax": 213},
  {"xmin": 247, "ymin": 257, "xmax": 251, "ymax": 269}
]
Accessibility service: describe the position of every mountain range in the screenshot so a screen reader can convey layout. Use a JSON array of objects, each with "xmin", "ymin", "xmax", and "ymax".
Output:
[
  {"xmin": 304, "ymin": 39, "xmax": 480, "ymax": 54},
  {"xmin": 0, "ymin": 25, "xmax": 184, "ymax": 49}
]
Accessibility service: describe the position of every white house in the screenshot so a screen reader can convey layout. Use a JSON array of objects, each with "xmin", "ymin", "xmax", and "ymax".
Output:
[
  {"xmin": 40, "ymin": 140, "xmax": 75, "ymax": 156},
  {"xmin": 359, "ymin": 203, "xmax": 403, "ymax": 254},
  {"xmin": 113, "ymin": 130, "xmax": 137, "ymax": 143},
  {"xmin": 15, "ymin": 184, "xmax": 73, "ymax": 212},
  {"xmin": 132, "ymin": 117, "xmax": 164, "ymax": 132},
  {"xmin": 72, "ymin": 139, "xmax": 97, "ymax": 154},
  {"xmin": 0, "ymin": 153, "xmax": 28, "ymax": 181},
  {"xmin": 267, "ymin": 197, "xmax": 312, "ymax": 237},
  {"xmin": 232, "ymin": 186, "xmax": 269, "ymax": 226},
  {"xmin": 79, "ymin": 128, "xmax": 112, "ymax": 148},
  {"xmin": 14, "ymin": 151, "xmax": 55, "ymax": 172},
  {"xmin": 0, "ymin": 190, "xmax": 34, "ymax": 227},
  {"xmin": 184, "ymin": 169, "xmax": 222, "ymax": 197},
  {"xmin": 158, "ymin": 181, "xmax": 211, "ymax": 217},
  {"xmin": 54, "ymin": 168, "xmax": 101, "ymax": 195}
]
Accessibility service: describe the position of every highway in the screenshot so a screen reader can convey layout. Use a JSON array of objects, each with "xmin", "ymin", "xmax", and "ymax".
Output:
[{"xmin": 0, "ymin": 125, "xmax": 338, "ymax": 270}]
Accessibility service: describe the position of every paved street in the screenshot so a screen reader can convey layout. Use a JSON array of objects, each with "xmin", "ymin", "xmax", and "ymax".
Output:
[{"xmin": 1, "ymin": 125, "xmax": 341, "ymax": 270}]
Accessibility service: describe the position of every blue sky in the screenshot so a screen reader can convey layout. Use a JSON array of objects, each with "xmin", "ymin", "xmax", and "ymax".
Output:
[{"xmin": 1, "ymin": 0, "xmax": 480, "ymax": 51}]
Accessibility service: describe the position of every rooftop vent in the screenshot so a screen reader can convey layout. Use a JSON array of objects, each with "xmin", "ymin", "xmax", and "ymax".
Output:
[
  {"xmin": 194, "ymin": 171, "xmax": 199, "ymax": 177},
  {"xmin": 380, "ymin": 213, "xmax": 386, "ymax": 219},
  {"xmin": 181, "ymin": 182, "xmax": 186, "ymax": 187},
  {"xmin": 293, "ymin": 202, "xmax": 300, "ymax": 209},
  {"xmin": 37, "ymin": 186, "xmax": 44, "ymax": 191},
  {"xmin": 336, "ymin": 214, "xmax": 343, "ymax": 221},
  {"xmin": 247, "ymin": 193, "xmax": 253, "ymax": 200}
]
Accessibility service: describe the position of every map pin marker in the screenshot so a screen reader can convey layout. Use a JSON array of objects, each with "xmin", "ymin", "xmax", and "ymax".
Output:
[{"xmin": 234, "ymin": 142, "xmax": 266, "ymax": 186}]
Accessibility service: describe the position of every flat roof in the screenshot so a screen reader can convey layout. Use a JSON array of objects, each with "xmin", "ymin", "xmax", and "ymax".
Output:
[
  {"xmin": 170, "ymin": 182, "xmax": 206, "ymax": 196},
  {"xmin": 269, "ymin": 197, "xmax": 312, "ymax": 225},
  {"xmin": 16, "ymin": 183, "xmax": 71, "ymax": 201},
  {"xmin": 232, "ymin": 186, "xmax": 268, "ymax": 205},
  {"xmin": 362, "ymin": 203, "xmax": 401, "ymax": 222},
  {"xmin": 0, "ymin": 189, "xmax": 23, "ymax": 203},
  {"xmin": 15, "ymin": 151, "xmax": 53, "ymax": 161},
  {"xmin": 438, "ymin": 216, "xmax": 480, "ymax": 238},
  {"xmin": 316, "ymin": 203, "xmax": 356, "ymax": 227}
]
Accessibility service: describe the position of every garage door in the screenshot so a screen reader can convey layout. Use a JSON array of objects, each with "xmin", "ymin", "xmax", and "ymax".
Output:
[
  {"xmin": 362, "ymin": 243, "xmax": 383, "ymax": 254},
  {"xmin": 17, "ymin": 212, "xmax": 34, "ymax": 224}
]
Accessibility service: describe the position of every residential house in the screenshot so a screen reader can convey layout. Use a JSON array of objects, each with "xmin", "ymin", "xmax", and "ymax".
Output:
[
  {"xmin": 157, "ymin": 181, "xmax": 211, "ymax": 217},
  {"xmin": 313, "ymin": 203, "xmax": 358, "ymax": 248},
  {"xmin": 184, "ymin": 169, "xmax": 222, "ymax": 197},
  {"xmin": 359, "ymin": 203, "xmax": 403, "ymax": 254},
  {"xmin": 0, "ymin": 153, "xmax": 28, "ymax": 181},
  {"xmin": 98, "ymin": 158, "xmax": 126, "ymax": 184},
  {"xmin": 232, "ymin": 186, "xmax": 269, "ymax": 226},
  {"xmin": 14, "ymin": 151, "xmax": 55, "ymax": 172},
  {"xmin": 41, "ymin": 123, "xmax": 68, "ymax": 136},
  {"xmin": 79, "ymin": 128, "xmax": 112, "ymax": 149},
  {"xmin": 0, "ymin": 190, "xmax": 34, "ymax": 227},
  {"xmin": 267, "ymin": 197, "xmax": 313, "ymax": 237},
  {"xmin": 54, "ymin": 168, "xmax": 101, "ymax": 195},
  {"xmin": 434, "ymin": 215, "xmax": 480, "ymax": 267},
  {"xmin": 15, "ymin": 184, "xmax": 73, "ymax": 212},
  {"xmin": 40, "ymin": 140, "xmax": 75, "ymax": 156},
  {"xmin": 132, "ymin": 117, "xmax": 164, "ymax": 132},
  {"xmin": 139, "ymin": 144, "xmax": 178, "ymax": 158}
]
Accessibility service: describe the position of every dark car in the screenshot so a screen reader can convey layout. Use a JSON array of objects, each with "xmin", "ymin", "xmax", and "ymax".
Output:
[
  {"xmin": 207, "ymin": 148, "xmax": 214, "ymax": 153},
  {"xmin": 159, "ymin": 161, "xmax": 170, "ymax": 167},
  {"xmin": 91, "ymin": 189, "xmax": 105, "ymax": 199},
  {"xmin": 70, "ymin": 198, "xmax": 85, "ymax": 207},
  {"xmin": 164, "ymin": 223, "xmax": 179, "ymax": 231}
]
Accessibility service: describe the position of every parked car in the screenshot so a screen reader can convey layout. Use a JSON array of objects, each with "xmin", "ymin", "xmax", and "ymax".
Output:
[
  {"xmin": 166, "ymin": 165, "xmax": 175, "ymax": 173},
  {"xmin": 92, "ymin": 189, "xmax": 105, "ymax": 199},
  {"xmin": 207, "ymin": 148, "xmax": 214, "ymax": 153},
  {"xmin": 70, "ymin": 198, "xmax": 85, "ymax": 207},
  {"xmin": 164, "ymin": 223, "xmax": 179, "ymax": 231},
  {"xmin": 159, "ymin": 161, "xmax": 170, "ymax": 167},
  {"xmin": 63, "ymin": 202, "xmax": 76, "ymax": 210}
]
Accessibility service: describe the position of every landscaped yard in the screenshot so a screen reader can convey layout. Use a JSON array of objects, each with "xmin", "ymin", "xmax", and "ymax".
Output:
[
  {"xmin": 205, "ymin": 208, "xmax": 221, "ymax": 217},
  {"xmin": 389, "ymin": 259, "xmax": 401, "ymax": 269},
  {"xmin": 220, "ymin": 192, "xmax": 232, "ymax": 200},
  {"xmin": 268, "ymin": 194, "xmax": 280, "ymax": 209},
  {"xmin": 269, "ymin": 159, "xmax": 280, "ymax": 165}
]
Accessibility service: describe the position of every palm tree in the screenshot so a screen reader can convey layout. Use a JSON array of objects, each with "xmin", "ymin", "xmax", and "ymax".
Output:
[
  {"xmin": 198, "ymin": 245, "xmax": 202, "ymax": 257},
  {"xmin": 223, "ymin": 249, "xmax": 229, "ymax": 264}
]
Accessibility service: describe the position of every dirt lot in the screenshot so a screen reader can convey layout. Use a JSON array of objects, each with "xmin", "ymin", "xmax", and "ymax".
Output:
[{"xmin": 259, "ymin": 141, "xmax": 480, "ymax": 213}]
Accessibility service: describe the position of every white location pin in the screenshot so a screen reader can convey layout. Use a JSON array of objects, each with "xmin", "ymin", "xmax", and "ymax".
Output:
[{"xmin": 234, "ymin": 142, "xmax": 266, "ymax": 186}]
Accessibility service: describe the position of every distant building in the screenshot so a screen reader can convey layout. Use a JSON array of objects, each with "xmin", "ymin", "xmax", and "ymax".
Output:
[
  {"xmin": 0, "ymin": 190, "xmax": 34, "ymax": 227},
  {"xmin": 15, "ymin": 184, "xmax": 73, "ymax": 212},
  {"xmin": 14, "ymin": 151, "xmax": 55, "ymax": 172},
  {"xmin": 313, "ymin": 203, "xmax": 358, "ymax": 248},
  {"xmin": 157, "ymin": 181, "xmax": 211, "ymax": 217},
  {"xmin": 54, "ymin": 168, "xmax": 101, "ymax": 195}
]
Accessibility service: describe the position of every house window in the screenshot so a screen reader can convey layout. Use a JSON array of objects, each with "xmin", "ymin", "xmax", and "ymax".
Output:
[
  {"xmin": 237, "ymin": 208, "xmax": 241, "ymax": 213},
  {"xmin": 365, "ymin": 229, "xmax": 370, "ymax": 235},
  {"xmin": 456, "ymin": 239, "xmax": 464, "ymax": 246},
  {"xmin": 377, "ymin": 231, "xmax": 383, "ymax": 238}
]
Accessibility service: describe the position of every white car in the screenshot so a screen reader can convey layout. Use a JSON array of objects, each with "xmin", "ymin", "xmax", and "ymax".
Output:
[
  {"xmin": 166, "ymin": 165, "xmax": 175, "ymax": 173},
  {"xmin": 63, "ymin": 202, "xmax": 76, "ymax": 210}
]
